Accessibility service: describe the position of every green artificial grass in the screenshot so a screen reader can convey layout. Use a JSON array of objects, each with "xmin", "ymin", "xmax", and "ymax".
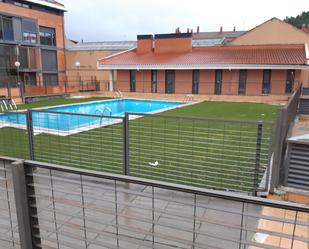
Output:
[{"xmin": 0, "ymin": 100, "xmax": 280, "ymax": 192}]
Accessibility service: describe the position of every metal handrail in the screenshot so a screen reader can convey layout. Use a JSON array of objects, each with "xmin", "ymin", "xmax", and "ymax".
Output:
[{"xmin": 24, "ymin": 159, "xmax": 309, "ymax": 213}]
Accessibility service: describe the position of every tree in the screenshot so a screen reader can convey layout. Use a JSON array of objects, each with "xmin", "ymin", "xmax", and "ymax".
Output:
[{"xmin": 284, "ymin": 11, "xmax": 309, "ymax": 29}]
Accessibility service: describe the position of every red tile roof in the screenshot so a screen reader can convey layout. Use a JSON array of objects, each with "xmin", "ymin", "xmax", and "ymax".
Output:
[{"xmin": 98, "ymin": 44, "xmax": 308, "ymax": 68}]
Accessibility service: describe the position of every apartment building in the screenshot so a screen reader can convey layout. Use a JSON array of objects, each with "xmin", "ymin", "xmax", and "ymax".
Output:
[{"xmin": 0, "ymin": 0, "xmax": 66, "ymax": 99}]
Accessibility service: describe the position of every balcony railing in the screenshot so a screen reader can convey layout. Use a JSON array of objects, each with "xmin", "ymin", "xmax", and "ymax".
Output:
[{"xmin": 0, "ymin": 157, "xmax": 308, "ymax": 249}]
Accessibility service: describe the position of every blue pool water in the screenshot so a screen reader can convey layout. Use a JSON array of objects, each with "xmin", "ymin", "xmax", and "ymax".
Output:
[{"xmin": 0, "ymin": 99, "xmax": 182, "ymax": 132}]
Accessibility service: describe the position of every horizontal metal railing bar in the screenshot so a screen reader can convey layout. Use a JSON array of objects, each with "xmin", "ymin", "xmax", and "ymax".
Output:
[
  {"xmin": 36, "ymin": 146, "xmax": 124, "ymax": 159},
  {"xmin": 33, "ymin": 210, "xmax": 233, "ymax": 249},
  {"xmin": 129, "ymin": 147, "xmax": 269, "ymax": 167},
  {"xmin": 32, "ymin": 109, "xmax": 125, "ymax": 120},
  {"xmin": 129, "ymin": 163, "xmax": 259, "ymax": 182},
  {"xmin": 129, "ymin": 143, "xmax": 269, "ymax": 162},
  {"xmin": 129, "ymin": 153, "xmax": 266, "ymax": 171},
  {"xmin": 36, "ymin": 152, "xmax": 123, "ymax": 166},
  {"xmin": 32, "ymin": 198, "xmax": 308, "ymax": 244},
  {"xmin": 129, "ymin": 136, "xmax": 270, "ymax": 152},
  {"xmin": 127, "ymin": 112, "xmax": 274, "ymax": 125},
  {"xmin": 129, "ymin": 125, "xmax": 271, "ymax": 139},
  {"xmin": 24, "ymin": 160, "xmax": 309, "ymax": 213},
  {"xmin": 129, "ymin": 124, "xmax": 272, "ymax": 138},
  {"xmin": 28, "ymin": 172, "xmax": 251, "ymax": 209}
]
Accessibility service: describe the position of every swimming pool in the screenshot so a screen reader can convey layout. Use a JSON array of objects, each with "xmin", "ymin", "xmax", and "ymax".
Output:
[{"xmin": 0, "ymin": 99, "xmax": 183, "ymax": 134}]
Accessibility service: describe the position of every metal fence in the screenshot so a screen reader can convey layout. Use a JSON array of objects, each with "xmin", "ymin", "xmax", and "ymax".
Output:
[
  {"xmin": 1, "ymin": 157, "xmax": 309, "ymax": 249},
  {"xmin": 270, "ymin": 84, "xmax": 302, "ymax": 191},
  {"xmin": 0, "ymin": 109, "xmax": 274, "ymax": 194},
  {"xmin": 0, "ymin": 158, "xmax": 20, "ymax": 249}
]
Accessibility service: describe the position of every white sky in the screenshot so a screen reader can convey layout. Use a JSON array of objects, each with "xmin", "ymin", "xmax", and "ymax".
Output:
[{"xmin": 61, "ymin": 0, "xmax": 308, "ymax": 42}]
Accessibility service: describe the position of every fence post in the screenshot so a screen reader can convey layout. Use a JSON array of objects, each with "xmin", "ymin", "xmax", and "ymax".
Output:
[
  {"xmin": 26, "ymin": 110, "xmax": 35, "ymax": 160},
  {"xmin": 124, "ymin": 112, "xmax": 130, "ymax": 175},
  {"xmin": 253, "ymin": 123, "xmax": 263, "ymax": 196},
  {"xmin": 12, "ymin": 161, "xmax": 41, "ymax": 249}
]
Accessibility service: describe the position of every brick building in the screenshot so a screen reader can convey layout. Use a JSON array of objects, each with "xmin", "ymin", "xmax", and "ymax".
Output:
[
  {"xmin": 0, "ymin": 0, "xmax": 66, "ymax": 100},
  {"xmin": 98, "ymin": 32, "xmax": 309, "ymax": 96}
]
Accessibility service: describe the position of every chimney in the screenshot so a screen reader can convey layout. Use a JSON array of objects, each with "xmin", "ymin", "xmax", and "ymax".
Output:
[
  {"xmin": 191, "ymin": 29, "xmax": 193, "ymax": 33},
  {"xmin": 137, "ymin": 35, "xmax": 153, "ymax": 54},
  {"xmin": 187, "ymin": 28, "xmax": 190, "ymax": 33},
  {"xmin": 220, "ymin": 26, "xmax": 223, "ymax": 33},
  {"xmin": 233, "ymin": 27, "xmax": 236, "ymax": 32},
  {"xmin": 154, "ymin": 33, "xmax": 192, "ymax": 53},
  {"xmin": 175, "ymin": 27, "xmax": 180, "ymax": 33},
  {"xmin": 197, "ymin": 26, "xmax": 200, "ymax": 33}
]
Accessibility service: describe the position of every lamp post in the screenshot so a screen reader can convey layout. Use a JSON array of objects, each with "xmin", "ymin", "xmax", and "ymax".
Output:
[
  {"xmin": 75, "ymin": 61, "xmax": 81, "ymax": 91},
  {"xmin": 15, "ymin": 61, "xmax": 24, "ymax": 103}
]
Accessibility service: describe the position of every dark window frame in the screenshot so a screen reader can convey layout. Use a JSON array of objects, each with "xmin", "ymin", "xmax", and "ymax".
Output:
[
  {"xmin": 238, "ymin": 69, "xmax": 247, "ymax": 95},
  {"xmin": 43, "ymin": 73, "xmax": 58, "ymax": 86},
  {"xmin": 165, "ymin": 70, "xmax": 175, "ymax": 94},
  {"xmin": 285, "ymin": 70, "xmax": 295, "ymax": 94},
  {"xmin": 192, "ymin": 69, "xmax": 199, "ymax": 94},
  {"xmin": 130, "ymin": 70, "xmax": 136, "ymax": 92},
  {"xmin": 39, "ymin": 26, "xmax": 56, "ymax": 47},
  {"xmin": 214, "ymin": 69, "xmax": 223, "ymax": 95},
  {"xmin": 151, "ymin": 70, "xmax": 157, "ymax": 93},
  {"xmin": 262, "ymin": 69, "xmax": 272, "ymax": 95}
]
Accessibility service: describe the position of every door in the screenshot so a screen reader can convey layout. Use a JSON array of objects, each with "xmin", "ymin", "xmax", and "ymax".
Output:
[
  {"xmin": 151, "ymin": 70, "xmax": 157, "ymax": 93},
  {"xmin": 262, "ymin": 70, "xmax": 271, "ymax": 94},
  {"xmin": 214, "ymin": 70, "xmax": 222, "ymax": 95},
  {"xmin": 130, "ymin": 70, "xmax": 136, "ymax": 92},
  {"xmin": 165, "ymin": 70, "xmax": 175, "ymax": 94},
  {"xmin": 285, "ymin": 70, "xmax": 295, "ymax": 94},
  {"xmin": 192, "ymin": 70, "xmax": 199, "ymax": 94},
  {"xmin": 238, "ymin": 70, "xmax": 247, "ymax": 95}
]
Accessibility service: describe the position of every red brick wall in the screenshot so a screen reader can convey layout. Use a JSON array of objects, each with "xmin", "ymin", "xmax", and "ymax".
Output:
[
  {"xmin": 115, "ymin": 69, "xmax": 300, "ymax": 95},
  {"xmin": 136, "ymin": 70, "xmax": 151, "ymax": 92},
  {"xmin": 157, "ymin": 70, "xmax": 166, "ymax": 93},
  {"xmin": 271, "ymin": 70, "xmax": 286, "ymax": 94},
  {"xmin": 222, "ymin": 70, "xmax": 239, "ymax": 95},
  {"xmin": 200, "ymin": 70, "xmax": 215, "ymax": 94},
  {"xmin": 116, "ymin": 70, "xmax": 130, "ymax": 92},
  {"xmin": 175, "ymin": 70, "xmax": 192, "ymax": 94}
]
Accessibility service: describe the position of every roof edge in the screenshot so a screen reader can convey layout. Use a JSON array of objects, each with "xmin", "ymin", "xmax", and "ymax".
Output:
[
  {"xmin": 25, "ymin": 0, "xmax": 66, "ymax": 11},
  {"xmin": 97, "ymin": 64, "xmax": 309, "ymax": 70}
]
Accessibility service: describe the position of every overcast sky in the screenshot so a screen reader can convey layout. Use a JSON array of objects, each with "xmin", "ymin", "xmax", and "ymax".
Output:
[{"xmin": 61, "ymin": 0, "xmax": 308, "ymax": 42}]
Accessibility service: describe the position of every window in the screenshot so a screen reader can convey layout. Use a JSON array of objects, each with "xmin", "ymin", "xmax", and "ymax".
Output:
[
  {"xmin": 14, "ymin": 1, "xmax": 30, "ymax": 8},
  {"xmin": 192, "ymin": 70, "xmax": 199, "ymax": 94},
  {"xmin": 151, "ymin": 70, "xmax": 157, "ymax": 93},
  {"xmin": 22, "ymin": 19, "xmax": 38, "ymax": 44},
  {"xmin": 19, "ymin": 46, "xmax": 29, "ymax": 69},
  {"xmin": 285, "ymin": 70, "xmax": 295, "ymax": 94},
  {"xmin": 262, "ymin": 69, "xmax": 271, "ymax": 94},
  {"xmin": 41, "ymin": 49, "xmax": 57, "ymax": 71},
  {"xmin": 40, "ymin": 27, "xmax": 56, "ymax": 46},
  {"xmin": 130, "ymin": 70, "xmax": 136, "ymax": 92},
  {"xmin": 3, "ymin": 17, "xmax": 14, "ymax": 41},
  {"xmin": 43, "ymin": 73, "xmax": 58, "ymax": 86},
  {"xmin": 238, "ymin": 70, "xmax": 247, "ymax": 95},
  {"xmin": 23, "ymin": 32, "xmax": 37, "ymax": 43}
]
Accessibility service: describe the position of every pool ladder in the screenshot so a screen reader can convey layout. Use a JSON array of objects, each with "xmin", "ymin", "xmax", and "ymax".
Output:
[
  {"xmin": 183, "ymin": 94, "xmax": 194, "ymax": 103},
  {"xmin": 113, "ymin": 90, "xmax": 123, "ymax": 99},
  {"xmin": 95, "ymin": 105, "xmax": 112, "ymax": 126},
  {"xmin": 0, "ymin": 99, "xmax": 17, "ymax": 112}
]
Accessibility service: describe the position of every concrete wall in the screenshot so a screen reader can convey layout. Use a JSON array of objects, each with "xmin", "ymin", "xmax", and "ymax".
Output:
[{"xmin": 115, "ymin": 69, "xmax": 301, "ymax": 96}]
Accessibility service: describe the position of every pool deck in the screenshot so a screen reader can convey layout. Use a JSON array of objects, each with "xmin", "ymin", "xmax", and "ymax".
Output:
[{"xmin": 70, "ymin": 92, "xmax": 289, "ymax": 105}]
